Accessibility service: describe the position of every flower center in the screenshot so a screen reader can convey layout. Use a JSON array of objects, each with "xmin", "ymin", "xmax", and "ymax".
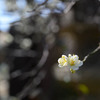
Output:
[
  {"xmin": 61, "ymin": 59, "xmax": 67, "ymax": 66},
  {"xmin": 70, "ymin": 59, "xmax": 75, "ymax": 66}
]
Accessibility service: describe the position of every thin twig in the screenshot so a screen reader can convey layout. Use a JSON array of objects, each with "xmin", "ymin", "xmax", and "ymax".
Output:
[{"xmin": 83, "ymin": 43, "xmax": 100, "ymax": 62}]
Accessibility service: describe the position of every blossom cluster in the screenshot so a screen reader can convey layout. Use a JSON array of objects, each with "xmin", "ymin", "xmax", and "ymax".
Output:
[{"xmin": 58, "ymin": 54, "xmax": 83, "ymax": 73}]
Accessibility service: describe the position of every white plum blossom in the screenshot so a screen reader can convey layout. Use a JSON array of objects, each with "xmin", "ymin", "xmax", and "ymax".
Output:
[
  {"xmin": 58, "ymin": 54, "xmax": 83, "ymax": 73},
  {"xmin": 67, "ymin": 54, "xmax": 83, "ymax": 70},
  {"xmin": 58, "ymin": 55, "xmax": 67, "ymax": 67}
]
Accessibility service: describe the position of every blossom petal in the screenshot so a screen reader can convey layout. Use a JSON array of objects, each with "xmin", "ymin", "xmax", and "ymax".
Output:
[
  {"xmin": 78, "ymin": 60, "xmax": 83, "ymax": 67},
  {"xmin": 62, "ymin": 55, "xmax": 67, "ymax": 59},
  {"xmin": 63, "ymin": 62, "xmax": 67, "ymax": 66},
  {"xmin": 73, "ymin": 67, "xmax": 79, "ymax": 70},
  {"xmin": 58, "ymin": 64, "xmax": 63, "ymax": 67},
  {"xmin": 69, "ymin": 66, "xmax": 79, "ymax": 70},
  {"xmin": 68, "ymin": 54, "xmax": 71, "ymax": 57},
  {"xmin": 73, "ymin": 55, "xmax": 79, "ymax": 60},
  {"xmin": 58, "ymin": 58, "xmax": 62, "ymax": 63}
]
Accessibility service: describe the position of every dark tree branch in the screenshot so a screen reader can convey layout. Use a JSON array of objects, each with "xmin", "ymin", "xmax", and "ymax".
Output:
[{"xmin": 27, "ymin": 0, "xmax": 49, "ymax": 12}]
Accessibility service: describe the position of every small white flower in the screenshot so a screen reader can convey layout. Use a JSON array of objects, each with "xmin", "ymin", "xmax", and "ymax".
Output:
[
  {"xmin": 58, "ymin": 55, "xmax": 67, "ymax": 67},
  {"xmin": 67, "ymin": 54, "xmax": 83, "ymax": 71},
  {"xmin": 58, "ymin": 54, "xmax": 83, "ymax": 73}
]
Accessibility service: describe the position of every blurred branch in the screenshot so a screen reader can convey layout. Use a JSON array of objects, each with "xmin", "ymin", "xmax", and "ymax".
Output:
[
  {"xmin": 64, "ymin": 1, "xmax": 76, "ymax": 14},
  {"xmin": 9, "ymin": 49, "xmax": 37, "ymax": 57},
  {"xmin": 16, "ymin": 45, "xmax": 49, "ymax": 99},
  {"xmin": 0, "ymin": 63, "xmax": 9, "ymax": 100},
  {"xmin": 21, "ymin": 45, "xmax": 49, "ymax": 78},
  {"xmin": 11, "ymin": 45, "xmax": 49, "ymax": 79},
  {"xmin": 27, "ymin": 0, "xmax": 49, "ymax": 12},
  {"xmin": 17, "ymin": 70, "xmax": 46, "ymax": 99}
]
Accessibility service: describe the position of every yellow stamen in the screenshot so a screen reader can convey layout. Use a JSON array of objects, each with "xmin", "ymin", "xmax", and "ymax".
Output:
[
  {"xmin": 70, "ymin": 59, "xmax": 75, "ymax": 66},
  {"xmin": 58, "ymin": 58, "xmax": 67, "ymax": 66},
  {"xmin": 70, "ymin": 69, "xmax": 76, "ymax": 73}
]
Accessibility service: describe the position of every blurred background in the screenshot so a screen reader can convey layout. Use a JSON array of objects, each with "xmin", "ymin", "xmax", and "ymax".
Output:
[{"xmin": 0, "ymin": 0, "xmax": 100, "ymax": 100}]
